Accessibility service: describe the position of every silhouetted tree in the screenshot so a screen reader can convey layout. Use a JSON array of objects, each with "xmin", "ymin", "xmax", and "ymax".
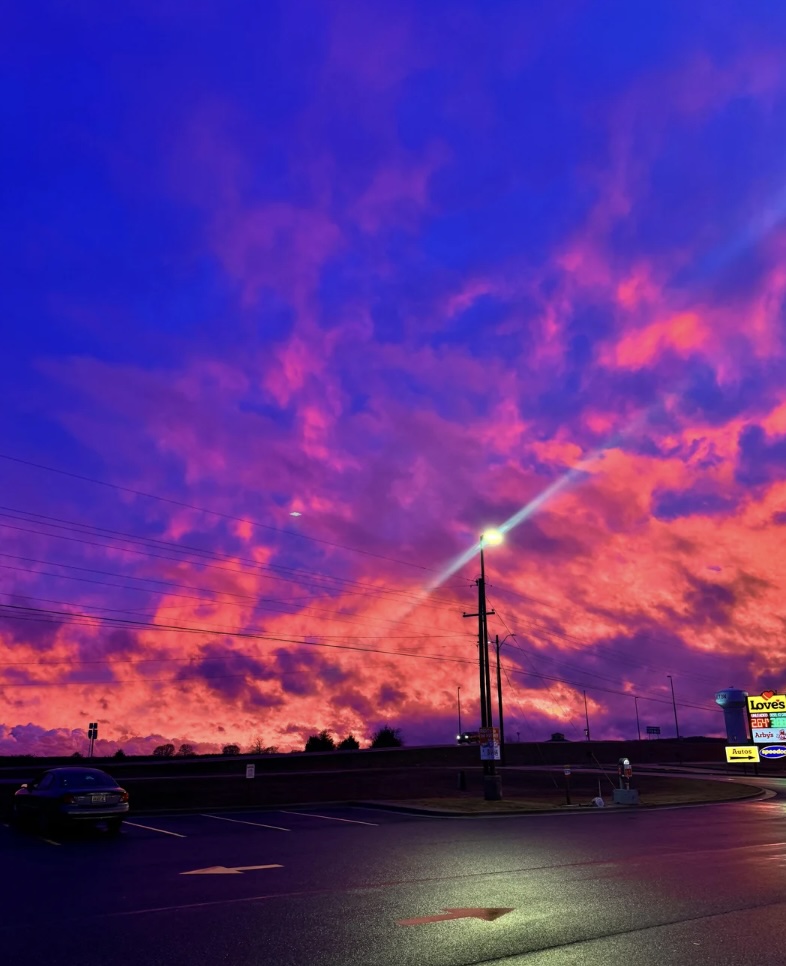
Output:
[
  {"xmin": 248, "ymin": 735, "xmax": 279, "ymax": 754},
  {"xmin": 153, "ymin": 743, "xmax": 175, "ymax": 757},
  {"xmin": 304, "ymin": 730, "xmax": 335, "ymax": 752},
  {"xmin": 113, "ymin": 749, "xmax": 126, "ymax": 759},
  {"xmin": 71, "ymin": 751, "xmax": 83, "ymax": 758},
  {"xmin": 338, "ymin": 735, "xmax": 360, "ymax": 750},
  {"xmin": 222, "ymin": 743, "xmax": 241, "ymax": 756},
  {"xmin": 177, "ymin": 743, "xmax": 195, "ymax": 757},
  {"xmin": 370, "ymin": 726, "xmax": 403, "ymax": 748}
]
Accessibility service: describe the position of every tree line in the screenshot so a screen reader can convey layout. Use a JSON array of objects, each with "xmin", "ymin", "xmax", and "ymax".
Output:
[
  {"xmin": 304, "ymin": 726, "xmax": 403, "ymax": 752},
  {"xmin": 142, "ymin": 727, "xmax": 403, "ymax": 759}
]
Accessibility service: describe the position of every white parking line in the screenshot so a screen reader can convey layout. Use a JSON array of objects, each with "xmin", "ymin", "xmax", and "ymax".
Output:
[
  {"xmin": 280, "ymin": 810, "xmax": 378, "ymax": 826},
  {"xmin": 40, "ymin": 837, "xmax": 61, "ymax": 846},
  {"xmin": 201, "ymin": 813, "xmax": 290, "ymax": 832},
  {"xmin": 125, "ymin": 821, "xmax": 187, "ymax": 838}
]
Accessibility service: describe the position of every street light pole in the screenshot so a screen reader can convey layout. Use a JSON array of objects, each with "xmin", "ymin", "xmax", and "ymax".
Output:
[
  {"xmin": 634, "ymin": 695, "xmax": 641, "ymax": 741},
  {"xmin": 667, "ymin": 675, "xmax": 681, "ymax": 739},
  {"xmin": 462, "ymin": 531, "xmax": 503, "ymax": 801},
  {"xmin": 457, "ymin": 686, "xmax": 462, "ymax": 738}
]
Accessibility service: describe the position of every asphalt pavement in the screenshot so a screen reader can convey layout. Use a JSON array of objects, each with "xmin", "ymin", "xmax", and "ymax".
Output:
[{"xmin": 4, "ymin": 789, "xmax": 786, "ymax": 965}]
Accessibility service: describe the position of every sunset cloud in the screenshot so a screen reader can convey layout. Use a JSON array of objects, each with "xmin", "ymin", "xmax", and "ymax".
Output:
[{"xmin": 2, "ymin": 4, "xmax": 786, "ymax": 754}]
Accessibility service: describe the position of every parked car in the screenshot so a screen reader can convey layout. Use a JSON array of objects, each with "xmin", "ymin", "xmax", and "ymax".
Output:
[{"xmin": 13, "ymin": 767, "xmax": 129, "ymax": 835}]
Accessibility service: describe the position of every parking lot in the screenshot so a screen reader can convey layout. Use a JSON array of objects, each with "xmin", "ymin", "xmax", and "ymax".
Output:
[
  {"xmin": 7, "ymin": 795, "xmax": 786, "ymax": 966},
  {"xmin": 1, "ymin": 804, "xmax": 427, "ymax": 933}
]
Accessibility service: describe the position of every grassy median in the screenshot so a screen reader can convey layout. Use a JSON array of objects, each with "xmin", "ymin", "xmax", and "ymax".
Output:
[{"xmin": 379, "ymin": 774, "xmax": 763, "ymax": 813}]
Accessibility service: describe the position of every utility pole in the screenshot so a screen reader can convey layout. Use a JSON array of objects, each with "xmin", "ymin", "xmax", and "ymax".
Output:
[
  {"xmin": 634, "ymin": 696, "xmax": 641, "ymax": 741},
  {"xmin": 463, "ymin": 532, "xmax": 502, "ymax": 801},
  {"xmin": 457, "ymin": 686, "xmax": 462, "ymax": 738},
  {"xmin": 495, "ymin": 634, "xmax": 505, "ymax": 764}
]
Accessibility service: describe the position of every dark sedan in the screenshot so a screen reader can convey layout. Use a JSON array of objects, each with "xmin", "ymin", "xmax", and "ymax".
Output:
[{"xmin": 13, "ymin": 767, "xmax": 129, "ymax": 835}]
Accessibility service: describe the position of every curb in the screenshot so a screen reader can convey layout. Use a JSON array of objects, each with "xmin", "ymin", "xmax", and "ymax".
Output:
[{"xmin": 357, "ymin": 785, "xmax": 769, "ymax": 817}]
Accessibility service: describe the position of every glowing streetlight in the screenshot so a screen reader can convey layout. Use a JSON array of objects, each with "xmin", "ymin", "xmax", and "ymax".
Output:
[{"xmin": 482, "ymin": 528, "xmax": 504, "ymax": 546}]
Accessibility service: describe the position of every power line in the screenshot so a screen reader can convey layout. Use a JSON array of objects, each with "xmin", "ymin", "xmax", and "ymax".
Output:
[
  {"xmin": 0, "ymin": 552, "xmax": 461, "ymax": 633},
  {"xmin": 488, "ymin": 604, "xmax": 719, "ymax": 715},
  {"xmin": 0, "ymin": 505, "xmax": 471, "ymax": 603},
  {"xmin": 488, "ymin": 597, "xmax": 725, "ymax": 686},
  {"xmin": 500, "ymin": 660, "xmax": 719, "ymax": 713},
  {"xmin": 0, "ymin": 452, "xmax": 460, "ymax": 575},
  {"xmin": 0, "ymin": 592, "xmax": 464, "ymax": 649},
  {"xmin": 490, "ymin": 581, "xmax": 727, "ymax": 675},
  {"xmin": 0, "ymin": 519, "xmax": 465, "ymax": 614},
  {"xmin": 0, "ymin": 600, "xmax": 477, "ymax": 667}
]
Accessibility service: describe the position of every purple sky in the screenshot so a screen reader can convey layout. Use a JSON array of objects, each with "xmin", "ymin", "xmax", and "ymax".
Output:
[{"xmin": 2, "ymin": 2, "xmax": 786, "ymax": 755}]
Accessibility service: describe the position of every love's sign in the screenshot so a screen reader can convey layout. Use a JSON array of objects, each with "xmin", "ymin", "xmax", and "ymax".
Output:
[{"xmin": 747, "ymin": 692, "xmax": 786, "ymax": 714}]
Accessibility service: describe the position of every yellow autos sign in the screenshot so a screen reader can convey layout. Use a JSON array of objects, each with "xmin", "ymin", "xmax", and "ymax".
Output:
[{"xmin": 725, "ymin": 745, "xmax": 760, "ymax": 763}]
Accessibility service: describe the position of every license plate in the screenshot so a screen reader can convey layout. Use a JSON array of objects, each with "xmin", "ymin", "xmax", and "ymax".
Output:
[{"xmin": 91, "ymin": 794, "xmax": 107, "ymax": 804}]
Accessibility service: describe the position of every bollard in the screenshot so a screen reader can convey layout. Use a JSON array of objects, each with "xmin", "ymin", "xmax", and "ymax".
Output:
[
  {"xmin": 563, "ymin": 766, "xmax": 572, "ymax": 805},
  {"xmin": 457, "ymin": 770, "xmax": 466, "ymax": 791}
]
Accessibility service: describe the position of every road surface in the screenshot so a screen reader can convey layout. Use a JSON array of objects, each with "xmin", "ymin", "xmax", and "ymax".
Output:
[{"xmin": 3, "ymin": 784, "xmax": 786, "ymax": 965}]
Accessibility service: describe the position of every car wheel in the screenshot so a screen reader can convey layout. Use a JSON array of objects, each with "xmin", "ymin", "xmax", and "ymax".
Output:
[
  {"xmin": 36, "ymin": 812, "xmax": 54, "ymax": 837},
  {"xmin": 106, "ymin": 818, "xmax": 123, "ymax": 836},
  {"xmin": 11, "ymin": 803, "xmax": 27, "ymax": 827}
]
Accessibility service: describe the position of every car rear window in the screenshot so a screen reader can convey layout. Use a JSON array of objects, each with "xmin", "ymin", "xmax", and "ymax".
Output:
[{"xmin": 56, "ymin": 772, "xmax": 117, "ymax": 789}]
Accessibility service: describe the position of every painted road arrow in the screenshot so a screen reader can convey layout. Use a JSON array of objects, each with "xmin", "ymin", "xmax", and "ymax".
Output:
[
  {"xmin": 397, "ymin": 908, "xmax": 514, "ymax": 926},
  {"xmin": 181, "ymin": 864, "xmax": 282, "ymax": 875}
]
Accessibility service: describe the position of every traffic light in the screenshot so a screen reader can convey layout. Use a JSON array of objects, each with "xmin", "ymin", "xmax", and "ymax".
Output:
[{"xmin": 88, "ymin": 722, "xmax": 98, "ymax": 740}]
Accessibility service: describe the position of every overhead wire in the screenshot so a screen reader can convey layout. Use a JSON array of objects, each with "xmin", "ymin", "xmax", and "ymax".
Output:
[
  {"xmin": 488, "ymin": 591, "xmax": 725, "ymax": 686},
  {"xmin": 488, "ymin": 602, "xmax": 719, "ymax": 715},
  {"xmin": 0, "ymin": 552, "xmax": 463, "ymax": 633},
  {"xmin": 0, "ymin": 452, "xmax": 472, "ymax": 579},
  {"xmin": 0, "ymin": 518, "xmax": 466, "ymax": 613}
]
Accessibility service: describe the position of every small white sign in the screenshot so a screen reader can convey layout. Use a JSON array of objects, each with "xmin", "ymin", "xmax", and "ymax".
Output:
[
  {"xmin": 478, "ymin": 726, "xmax": 500, "ymax": 761},
  {"xmin": 245, "ymin": 764, "xmax": 256, "ymax": 779},
  {"xmin": 752, "ymin": 727, "xmax": 786, "ymax": 745}
]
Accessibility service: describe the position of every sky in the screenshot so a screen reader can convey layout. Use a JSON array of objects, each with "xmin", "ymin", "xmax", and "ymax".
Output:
[{"xmin": 2, "ymin": 1, "xmax": 786, "ymax": 757}]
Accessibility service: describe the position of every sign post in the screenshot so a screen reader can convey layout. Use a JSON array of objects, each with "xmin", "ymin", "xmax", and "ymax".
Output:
[
  {"xmin": 646, "ymin": 726, "xmax": 660, "ymax": 738},
  {"xmin": 478, "ymin": 727, "xmax": 500, "ymax": 761},
  {"xmin": 612, "ymin": 757, "xmax": 639, "ymax": 805},
  {"xmin": 87, "ymin": 722, "xmax": 98, "ymax": 758}
]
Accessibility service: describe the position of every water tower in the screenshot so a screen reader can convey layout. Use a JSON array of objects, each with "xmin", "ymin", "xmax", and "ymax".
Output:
[{"xmin": 715, "ymin": 688, "xmax": 749, "ymax": 743}]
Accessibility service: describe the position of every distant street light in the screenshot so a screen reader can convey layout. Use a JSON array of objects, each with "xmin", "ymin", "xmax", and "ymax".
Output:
[
  {"xmin": 457, "ymin": 685, "xmax": 462, "ymax": 739},
  {"xmin": 583, "ymin": 690, "xmax": 590, "ymax": 740},
  {"xmin": 667, "ymin": 675, "xmax": 681, "ymax": 739}
]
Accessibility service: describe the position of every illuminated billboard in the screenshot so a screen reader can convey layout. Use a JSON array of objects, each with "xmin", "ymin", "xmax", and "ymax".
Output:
[{"xmin": 747, "ymin": 692, "xmax": 786, "ymax": 744}]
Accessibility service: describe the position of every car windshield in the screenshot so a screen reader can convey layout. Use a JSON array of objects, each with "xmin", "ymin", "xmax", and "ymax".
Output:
[{"xmin": 55, "ymin": 771, "xmax": 117, "ymax": 789}]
